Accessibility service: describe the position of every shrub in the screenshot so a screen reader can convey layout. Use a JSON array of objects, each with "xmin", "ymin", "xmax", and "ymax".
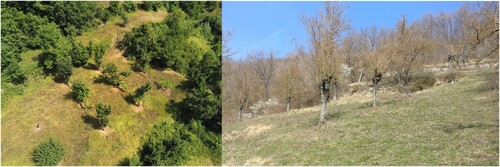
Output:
[
  {"xmin": 122, "ymin": 1, "xmax": 137, "ymax": 13},
  {"xmin": 96, "ymin": 103, "xmax": 111, "ymax": 129},
  {"xmin": 120, "ymin": 71, "xmax": 131, "ymax": 77},
  {"xmin": 410, "ymin": 73, "xmax": 436, "ymax": 92},
  {"xmin": 32, "ymin": 138, "xmax": 65, "ymax": 166},
  {"xmin": 93, "ymin": 43, "xmax": 107, "ymax": 69},
  {"xmin": 118, "ymin": 155, "xmax": 142, "ymax": 166},
  {"xmin": 71, "ymin": 79, "xmax": 89, "ymax": 103},
  {"xmin": 70, "ymin": 42, "xmax": 90, "ymax": 67},
  {"xmin": 138, "ymin": 122, "xmax": 204, "ymax": 166},
  {"xmin": 102, "ymin": 63, "xmax": 120, "ymax": 87},
  {"xmin": 3, "ymin": 62, "xmax": 27, "ymax": 85},
  {"xmin": 140, "ymin": 1, "xmax": 162, "ymax": 11}
]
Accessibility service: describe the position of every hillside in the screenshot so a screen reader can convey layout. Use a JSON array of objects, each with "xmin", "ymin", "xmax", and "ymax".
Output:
[
  {"xmin": 223, "ymin": 68, "xmax": 499, "ymax": 166},
  {"xmin": 1, "ymin": 3, "xmax": 220, "ymax": 165}
]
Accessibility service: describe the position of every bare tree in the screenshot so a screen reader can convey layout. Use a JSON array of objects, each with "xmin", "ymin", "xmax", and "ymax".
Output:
[
  {"xmin": 223, "ymin": 31, "xmax": 238, "ymax": 58},
  {"xmin": 301, "ymin": 1, "xmax": 350, "ymax": 123},
  {"xmin": 390, "ymin": 16, "xmax": 432, "ymax": 96},
  {"xmin": 235, "ymin": 64, "xmax": 252, "ymax": 121},
  {"xmin": 465, "ymin": 2, "xmax": 499, "ymax": 67},
  {"xmin": 276, "ymin": 51, "xmax": 302, "ymax": 113},
  {"xmin": 247, "ymin": 50, "xmax": 277, "ymax": 101}
]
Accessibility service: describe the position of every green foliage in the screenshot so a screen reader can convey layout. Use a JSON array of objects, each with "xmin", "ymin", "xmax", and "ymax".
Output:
[
  {"xmin": 187, "ymin": 120, "xmax": 221, "ymax": 164},
  {"xmin": 119, "ymin": 9, "xmax": 201, "ymax": 74},
  {"xmin": 138, "ymin": 122, "xmax": 204, "ymax": 166},
  {"xmin": 2, "ymin": 62, "xmax": 27, "ymax": 85},
  {"xmin": 180, "ymin": 87, "xmax": 221, "ymax": 133},
  {"xmin": 70, "ymin": 42, "xmax": 90, "ymax": 67},
  {"xmin": 178, "ymin": 1, "xmax": 204, "ymax": 19},
  {"xmin": 178, "ymin": 51, "xmax": 222, "ymax": 133},
  {"xmin": 122, "ymin": 1, "xmax": 137, "ymax": 13},
  {"xmin": 139, "ymin": 1, "xmax": 162, "ymax": 11},
  {"xmin": 108, "ymin": 1, "xmax": 123, "ymax": 15},
  {"xmin": 5, "ymin": 1, "xmax": 108, "ymax": 36},
  {"xmin": 32, "ymin": 138, "xmax": 65, "ymax": 166},
  {"xmin": 96, "ymin": 103, "xmax": 111, "ymax": 128},
  {"xmin": 119, "ymin": 155, "xmax": 142, "ymax": 166},
  {"xmin": 102, "ymin": 63, "xmax": 120, "ymax": 87},
  {"xmin": 39, "ymin": 46, "xmax": 74, "ymax": 84},
  {"xmin": 92, "ymin": 43, "xmax": 107, "ymax": 69},
  {"xmin": 120, "ymin": 71, "xmax": 131, "ymax": 77},
  {"xmin": 71, "ymin": 79, "xmax": 90, "ymax": 103}
]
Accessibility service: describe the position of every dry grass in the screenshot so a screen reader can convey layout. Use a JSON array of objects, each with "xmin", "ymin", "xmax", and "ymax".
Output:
[{"xmin": 223, "ymin": 68, "xmax": 499, "ymax": 166}]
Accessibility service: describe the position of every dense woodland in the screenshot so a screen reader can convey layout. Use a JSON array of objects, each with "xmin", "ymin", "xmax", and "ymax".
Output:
[
  {"xmin": 222, "ymin": 1, "xmax": 498, "ymax": 124},
  {"xmin": 2, "ymin": 1, "xmax": 221, "ymax": 165}
]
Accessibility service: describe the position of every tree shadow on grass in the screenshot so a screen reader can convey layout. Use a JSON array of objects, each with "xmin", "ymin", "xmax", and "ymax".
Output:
[
  {"xmin": 443, "ymin": 122, "xmax": 497, "ymax": 134},
  {"xmin": 83, "ymin": 63, "xmax": 99, "ymax": 71},
  {"xmin": 81, "ymin": 115, "xmax": 101, "ymax": 129},
  {"xmin": 63, "ymin": 92, "xmax": 74, "ymax": 101}
]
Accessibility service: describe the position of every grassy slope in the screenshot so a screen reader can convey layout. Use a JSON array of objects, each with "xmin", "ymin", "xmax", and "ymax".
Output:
[
  {"xmin": 223, "ymin": 68, "xmax": 499, "ymax": 166},
  {"xmin": 1, "ymin": 9, "xmax": 213, "ymax": 165}
]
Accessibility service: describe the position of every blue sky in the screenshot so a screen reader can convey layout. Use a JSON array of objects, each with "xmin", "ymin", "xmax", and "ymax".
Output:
[{"xmin": 223, "ymin": 1, "xmax": 467, "ymax": 60}]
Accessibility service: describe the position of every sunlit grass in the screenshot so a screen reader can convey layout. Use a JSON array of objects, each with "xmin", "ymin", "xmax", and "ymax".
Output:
[{"xmin": 223, "ymin": 68, "xmax": 499, "ymax": 166}]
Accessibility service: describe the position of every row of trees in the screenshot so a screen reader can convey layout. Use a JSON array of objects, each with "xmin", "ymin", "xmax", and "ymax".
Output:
[{"xmin": 222, "ymin": 1, "xmax": 498, "ymax": 124}]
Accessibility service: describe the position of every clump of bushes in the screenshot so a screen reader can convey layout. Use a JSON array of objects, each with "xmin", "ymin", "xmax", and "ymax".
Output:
[
  {"xmin": 32, "ymin": 138, "xmax": 65, "ymax": 166},
  {"xmin": 137, "ymin": 122, "xmax": 204, "ymax": 166},
  {"xmin": 410, "ymin": 73, "xmax": 436, "ymax": 92}
]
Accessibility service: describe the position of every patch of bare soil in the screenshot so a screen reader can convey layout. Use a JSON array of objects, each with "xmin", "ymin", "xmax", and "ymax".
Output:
[
  {"xmin": 162, "ymin": 70, "xmax": 184, "ymax": 78},
  {"xmin": 162, "ymin": 89, "xmax": 172, "ymax": 97},
  {"xmin": 99, "ymin": 126, "xmax": 113, "ymax": 137},
  {"xmin": 132, "ymin": 104, "xmax": 144, "ymax": 112},
  {"xmin": 93, "ymin": 70, "xmax": 102, "ymax": 75},
  {"xmin": 32, "ymin": 124, "xmax": 42, "ymax": 133},
  {"xmin": 56, "ymin": 83, "xmax": 70, "ymax": 91},
  {"xmin": 110, "ymin": 87, "xmax": 120, "ymax": 93}
]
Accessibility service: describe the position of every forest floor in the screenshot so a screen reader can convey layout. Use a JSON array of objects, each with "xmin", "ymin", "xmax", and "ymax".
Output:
[
  {"xmin": 223, "ymin": 67, "xmax": 499, "ymax": 166},
  {"xmin": 1, "ymin": 9, "xmax": 213, "ymax": 166}
]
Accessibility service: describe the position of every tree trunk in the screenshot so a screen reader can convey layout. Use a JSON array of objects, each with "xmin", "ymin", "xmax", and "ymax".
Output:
[
  {"xmin": 286, "ymin": 96, "xmax": 291, "ymax": 113},
  {"xmin": 319, "ymin": 77, "xmax": 332, "ymax": 124},
  {"xmin": 238, "ymin": 107, "xmax": 243, "ymax": 122},
  {"xmin": 372, "ymin": 83, "xmax": 377, "ymax": 107},
  {"xmin": 372, "ymin": 69, "xmax": 382, "ymax": 107},
  {"xmin": 332, "ymin": 81, "xmax": 338, "ymax": 101},
  {"xmin": 264, "ymin": 84, "xmax": 270, "ymax": 101}
]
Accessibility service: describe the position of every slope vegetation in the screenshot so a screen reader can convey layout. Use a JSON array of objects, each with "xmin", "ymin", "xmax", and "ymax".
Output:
[{"xmin": 223, "ymin": 68, "xmax": 499, "ymax": 166}]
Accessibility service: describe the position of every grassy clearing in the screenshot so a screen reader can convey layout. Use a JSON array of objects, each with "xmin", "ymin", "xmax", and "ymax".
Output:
[
  {"xmin": 1, "ymin": 9, "xmax": 215, "ymax": 166},
  {"xmin": 223, "ymin": 68, "xmax": 499, "ymax": 166}
]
